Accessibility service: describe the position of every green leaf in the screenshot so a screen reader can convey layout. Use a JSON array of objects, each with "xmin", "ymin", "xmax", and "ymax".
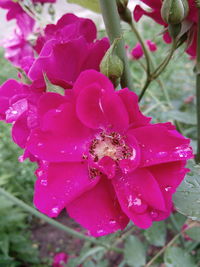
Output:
[
  {"xmin": 144, "ymin": 221, "xmax": 167, "ymax": 247},
  {"xmin": 174, "ymin": 162, "xmax": 200, "ymax": 221},
  {"xmin": 164, "ymin": 247, "xmax": 196, "ymax": 267},
  {"xmin": 124, "ymin": 236, "xmax": 146, "ymax": 267},
  {"xmin": 77, "ymin": 247, "xmax": 105, "ymax": 265},
  {"xmin": 67, "ymin": 0, "xmax": 101, "ymax": 13},
  {"xmin": 186, "ymin": 227, "xmax": 200, "ymax": 241},
  {"xmin": 167, "ymin": 110, "xmax": 197, "ymax": 125}
]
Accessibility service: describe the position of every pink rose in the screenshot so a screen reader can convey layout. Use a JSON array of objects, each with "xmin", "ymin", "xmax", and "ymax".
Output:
[
  {"xmin": 24, "ymin": 70, "xmax": 193, "ymax": 236},
  {"xmin": 29, "ymin": 14, "xmax": 109, "ymax": 88}
]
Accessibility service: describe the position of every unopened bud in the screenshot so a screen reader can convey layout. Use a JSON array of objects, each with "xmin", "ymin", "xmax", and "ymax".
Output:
[
  {"xmin": 168, "ymin": 23, "xmax": 182, "ymax": 39},
  {"xmin": 116, "ymin": 0, "xmax": 132, "ymax": 24},
  {"xmin": 100, "ymin": 54, "xmax": 124, "ymax": 85},
  {"xmin": 48, "ymin": 4, "xmax": 55, "ymax": 16},
  {"xmin": 161, "ymin": 0, "xmax": 189, "ymax": 25},
  {"xmin": 100, "ymin": 40, "xmax": 124, "ymax": 86}
]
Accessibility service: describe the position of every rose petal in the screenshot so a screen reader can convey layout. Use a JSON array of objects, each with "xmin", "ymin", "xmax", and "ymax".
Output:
[
  {"xmin": 129, "ymin": 124, "xmax": 193, "ymax": 167},
  {"xmin": 112, "ymin": 168, "xmax": 166, "ymax": 228},
  {"xmin": 148, "ymin": 161, "xmax": 188, "ymax": 221},
  {"xmin": 117, "ymin": 88, "xmax": 151, "ymax": 127},
  {"xmin": 66, "ymin": 177, "xmax": 129, "ymax": 236},
  {"xmin": 27, "ymin": 102, "xmax": 94, "ymax": 162},
  {"xmin": 34, "ymin": 162, "xmax": 99, "ymax": 217}
]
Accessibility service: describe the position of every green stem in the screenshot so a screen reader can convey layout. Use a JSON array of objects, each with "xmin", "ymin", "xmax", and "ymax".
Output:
[
  {"xmin": 130, "ymin": 22, "xmax": 152, "ymax": 76},
  {"xmin": 152, "ymin": 41, "xmax": 176, "ymax": 79},
  {"xmin": 139, "ymin": 42, "xmax": 176, "ymax": 102},
  {"xmin": 99, "ymin": 0, "xmax": 133, "ymax": 90},
  {"xmin": 145, "ymin": 221, "xmax": 196, "ymax": 267},
  {"xmin": 0, "ymin": 187, "xmax": 122, "ymax": 253},
  {"xmin": 195, "ymin": 8, "xmax": 200, "ymax": 163}
]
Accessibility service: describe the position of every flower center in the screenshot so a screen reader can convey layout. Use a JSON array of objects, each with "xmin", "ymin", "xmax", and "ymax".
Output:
[{"xmin": 89, "ymin": 132, "xmax": 133, "ymax": 162}]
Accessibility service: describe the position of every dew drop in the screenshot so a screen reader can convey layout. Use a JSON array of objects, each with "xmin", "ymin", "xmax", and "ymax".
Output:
[
  {"xmin": 41, "ymin": 179, "xmax": 48, "ymax": 186},
  {"xmin": 96, "ymin": 229, "xmax": 105, "ymax": 235},
  {"xmin": 150, "ymin": 210, "xmax": 158, "ymax": 218},
  {"xmin": 109, "ymin": 220, "xmax": 117, "ymax": 226},
  {"xmin": 11, "ymin": 110, "xmax": 18, "ymax": 115},
  {"xmin": 165, "ymin": 186, "xmax": 172, "ymax": 192},
  {"xmin": 51, "ymin": 206, "xmax": 59, "ymax": 215},
  {"xmin": 37, "ymin": 142, "xmax": 43, "ymax": 147}
]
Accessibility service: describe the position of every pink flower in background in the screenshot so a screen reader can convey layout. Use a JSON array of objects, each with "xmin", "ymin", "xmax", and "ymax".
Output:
[
  {"xmin": 24, "ymin": 70, "xmax": 193, "ymax": 236},
  {"xmin": 33, "ymin": 0, "xmax": 56, "ymax": 3},
  {"xmin": 133, "ymin": 0, "xmax": 198, "ymax": 57},
  {"xmin": 146, "ymin": 40, "xmax": 157, "ymax": 52},
  {"xmin": 0, "ymin": 79, "xmax": 43, "ymax": 151},
  {"xmin": 0, "ymin": 0, "xmax": 35, "ymax": 69},
  {"xmin": 0, "ymin": 0, "xmax": 35, "ymax": 36},
  {"xmin": 28, "ymin": 14, "xmax": 109, "ymax": 88},
  {"xmin": 131, "ymin": 43, "xmax": 144, "ymax": 59},
  {"xmin": 34, "ymin": 13, "xmax": 97, "ymax": 54},
  {"xmin": 1, "ymin": 29, "xmax": 35, "ymax": 72},
  {"xmin": 53, "ymin": 252, "xmax": 68, "ymax": 267},
  {"xmin": 131, "ymin": 40, "xmax": 157, "ymax": 60}
]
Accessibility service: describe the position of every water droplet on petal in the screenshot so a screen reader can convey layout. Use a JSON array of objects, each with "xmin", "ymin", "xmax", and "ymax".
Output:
[
  {"xmin": 128, "ymin": 195, "xmax": 147, "ymax": 213},
  {"xmin": 165, "ymin": 186, "xmax": 172, "ymax": 192},
  {"xmin": 150, "ymin": 210, "xmax": 158, "ymax": 218},
  {"xmin": 51, "ymin": 206, "xmax": 60, "ymax": 215},
  {"xmin": 41, "ymin": 179, "xmax": 48, "ymax": 186},
  {"xmin": 109, "ymin": 219, "xmax": 117, "ymax": 226},
  {"xmin": 96, "ymin": 229, "xmax": 105, "ymax": 235},
  {"xmin": 11, "ymin": 110, "xmax": 18, "ymax": 115},
  {"xmin": 37, "ymin": 142, "xmax": 43, "ymax": 147}
]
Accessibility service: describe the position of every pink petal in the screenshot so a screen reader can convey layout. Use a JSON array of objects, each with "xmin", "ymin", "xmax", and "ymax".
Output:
[
  {"xmin": 73, "ymin": 69, "xmax": 114, "ymax": 96},
  {"xmin": 27, "ymin": 102, "xmax": 94, "ymax": 162},
  {"xmin": 29, "ymin": 38, "xmax": 89, "ymax": 88},
  {"xmin": 76, "ymin": 78, "xmax": 129, "ymax": 131},
  {"xmin": 112, "ymin": 168, "xmax": 166, "ymax": 228},
  {"xmin": 76, "ymin": 83, "xmax": 107, "ymax": 129},
  {"xmin": 129, "ymin": 124, "xmax": 193, "ymax": 167},
  {"xmin": 37, "ymin": 92, "xmax": 66, "ymax": 118},
  {"xmin": 148, "ymin": 161, "xmax": 188, "ymax": 221},
  {"xmin": 66, "ymin": 178, "xmax": 129, "ymax": 237},
  {"xmin": 101, "ymin": 90, "xmax": 129, "ymax": 132},
  {"xmin": 117, "ymin": 88, "xmax": 151, "ymax": 127},
  {"xmin": 34, "ymin": 162, "xmax": 99, "ymax": 217},
  {"xmin": 97, "ymin": 156, "xmax": 116, "ymax": 179},
  {"xmin": 12, "ymin": 113, "xmax": 30, "ymax": 148}
]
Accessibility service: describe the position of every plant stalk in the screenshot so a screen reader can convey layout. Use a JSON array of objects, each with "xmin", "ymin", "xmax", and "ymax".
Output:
[
  {"xmin": 0, "ymin": 187, "xmax": 122, "ymax": 253},
  {"xmin": 99, "ymin": 0, "xmax": 133, "ymax": 90},
  {"xmin": 195, "ymin": 8, "xmax": 200, "ymax": 163},
  {"xmin": 145, "ymin": 221, "xmax": 196, "ymax": 267}
]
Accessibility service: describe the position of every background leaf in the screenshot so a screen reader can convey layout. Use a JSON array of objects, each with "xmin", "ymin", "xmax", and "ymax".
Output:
[
  {"xmin": 124, "ymin": 236, "xmax": 146, "ymax": 267},
  {"xmin": 144, "ymin": 221, "xmax": 167, "ymax": 247},
  {"xmin": 164, "ymin": 247, "xmax": 196, "ymax": 267},
  {"xmin": 174, "ymin": 161, "xmax": 200, "ymax": 221},
  {"xmin": 67, "ymin": 0, "xmax": 101, "ymax": 13},
  {"xmin": 186, "ymin": 227, "xmax": 200, "ymax": 241}
]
